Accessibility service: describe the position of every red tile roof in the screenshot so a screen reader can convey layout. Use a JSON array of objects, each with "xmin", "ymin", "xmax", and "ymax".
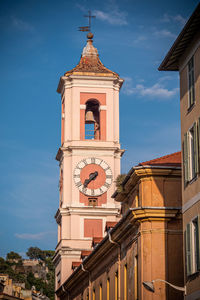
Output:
[
  {"xmin": 105, "ymin": 221, "xmax": 118, "ymax": 232},
  {"xmin": 81, "ymin": 251, "xmax": 92, "ymax": 259},
  {"xmin": 71, "ymin": 261, "xmax": 81, "ymax": 270},
  {"xmin": 92, "ymin": 237, "xmax": 103, "ymax": 247},
  {"xmin": 138, "ymin": 151, "xmax": 181, "ymax": 167},
  {"xmin": 65, "ymin": 34, "xmax": 118, "ymax": 78}
]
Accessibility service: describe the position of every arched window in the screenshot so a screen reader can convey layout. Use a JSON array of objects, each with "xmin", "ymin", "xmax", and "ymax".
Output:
[{"xmin": 85, "ymin": 99, "xmax": 100, "ymax": 140}]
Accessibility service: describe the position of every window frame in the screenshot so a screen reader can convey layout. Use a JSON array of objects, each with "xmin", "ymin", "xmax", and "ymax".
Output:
[
  {"xmin": 183, "ymin": 121, "xmax": 199, "ymax": 186},
  {"xmin": 188, "ymin": 56, "xmax": 195, "ymax": 110},
  {"xmin": 185, "ymin": 216, "xmax": 200, "ymax": 277}
]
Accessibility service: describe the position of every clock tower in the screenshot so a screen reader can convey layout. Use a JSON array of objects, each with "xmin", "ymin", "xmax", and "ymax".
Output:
[{"xmin": 54, "ymin": 32, "xmax": 124, "ymax": 290}]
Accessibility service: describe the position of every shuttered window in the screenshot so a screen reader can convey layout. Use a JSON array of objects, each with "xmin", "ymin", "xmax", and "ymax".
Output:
[
  {"xmin": 185, "ymin": 216, "xmax": 200, "ymax": 277},
  {"xmin": 183, "ymin": 121, "xmax": 200, "ymax": 185},
  {"xmin": 188, "ymin": 56, "xmax": 195, "ymax": 108}
]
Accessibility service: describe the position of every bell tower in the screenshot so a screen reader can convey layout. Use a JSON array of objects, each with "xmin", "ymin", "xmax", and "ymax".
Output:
[{"xmin": 54, "ymin": 32, "xmax": 124, "ymax": 290}]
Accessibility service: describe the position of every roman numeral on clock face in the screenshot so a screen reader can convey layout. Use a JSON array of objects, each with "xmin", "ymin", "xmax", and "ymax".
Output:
[
  {"xmin": 106, "ymin": 175, "xmax": 112, "ymax": 178},
  {"xmin": 91, "ymin": 157, "xmax": 95, "ymax": 164},
  {"xmin": 82, "ymin": 159, "xmax": 87, "ymax": 165},
  {"xmin": 76, "ymin": 181, "xmax": 82, "ymax": 187},
  {"xmin": 104, "ymin": 182, "xmax": 109, "ymax": 188}
]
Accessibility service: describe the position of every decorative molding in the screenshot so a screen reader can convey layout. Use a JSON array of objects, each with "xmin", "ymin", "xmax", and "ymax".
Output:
[
  {"xmin": 182, "ymin": 192, "xmax": 200, "ymax": 213},
  {"xmin": 100, "ymin": 105, "xmax": 107, "ymax": 111}
]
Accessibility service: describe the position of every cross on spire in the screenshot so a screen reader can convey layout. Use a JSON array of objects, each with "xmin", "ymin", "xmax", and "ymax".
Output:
[{"xmin": 84, "ymin": 10, "xmax": 96, "ymax": 31}]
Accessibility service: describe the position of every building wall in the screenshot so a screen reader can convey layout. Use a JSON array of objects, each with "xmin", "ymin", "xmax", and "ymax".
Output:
[
  {"xmin": 179, "ymin": 32, "xmax": 200, "ymax": 298},
  {"xmin": 57, "ymin": 168, "xmax": 183, "ymax": 300}
]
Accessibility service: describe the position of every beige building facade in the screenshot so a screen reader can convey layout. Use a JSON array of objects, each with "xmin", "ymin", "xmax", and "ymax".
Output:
[{"xmin": 159, "ymin": 3, "xmax": 200, "ymax": 299}]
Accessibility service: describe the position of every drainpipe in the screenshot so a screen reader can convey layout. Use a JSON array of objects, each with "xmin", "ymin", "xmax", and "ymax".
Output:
[
  {"xmin": 62, "ymin": 285, "xmax": 69, "ymax": 300},
  {"xmin": 81, "ymin": 264, "xmax": 91, "ymax": 300},
  {"xmin": 109, "ymin": 233, "xmax": 121, "ymax": 300}
]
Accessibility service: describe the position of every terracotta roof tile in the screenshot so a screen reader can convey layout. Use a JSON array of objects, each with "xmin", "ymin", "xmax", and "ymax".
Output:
[
  {"xmin": 92, "ymin": 237, "xmax": 103, "ymax": 247},
  {"xmin": 105, "ymin": 221, "xmax": 118, "ymax": 232},
  {"xmin": 81, "ymin": 250, "xmax": 92, "ymax": 259},
  {"xmin": 138, "ymin": 151, "xmax": 181, "ymax": 167},
  {"xmin": 65, "ymin": 34, "xmax": 118, "ymax": 78},
  {"xmin": 71, "ymin": 261, "xmax": 81, "ymax": 270}
]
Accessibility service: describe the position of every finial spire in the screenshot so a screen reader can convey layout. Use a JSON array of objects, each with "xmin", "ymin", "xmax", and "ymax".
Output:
[
  {"xmin": 84, "ymin": 10, "xmax": 95, "ymax": 31},
  {"xmin": 78, "ymin": 10, "xmax": 96, "ymax": 37}
]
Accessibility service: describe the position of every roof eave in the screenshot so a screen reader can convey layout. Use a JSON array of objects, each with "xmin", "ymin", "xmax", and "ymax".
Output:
[{"xmin": 158, "ymin": 2, "xmax": 200, "ymax": 71}]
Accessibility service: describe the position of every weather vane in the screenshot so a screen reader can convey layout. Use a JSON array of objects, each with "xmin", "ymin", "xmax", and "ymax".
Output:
[{"xmin": 78, "ymin": 10, "xmax": 96, "ymax": 32}]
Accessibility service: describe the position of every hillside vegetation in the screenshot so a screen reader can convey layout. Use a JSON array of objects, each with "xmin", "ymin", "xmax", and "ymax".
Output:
[{"xmin": 0, "ymin": 247, "xmax": 55, "ymax": 300}]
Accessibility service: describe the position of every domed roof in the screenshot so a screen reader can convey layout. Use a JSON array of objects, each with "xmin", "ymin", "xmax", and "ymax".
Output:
[{"xmin": 64, "ymin": 33, "xmax": 119, "ymax": 78}]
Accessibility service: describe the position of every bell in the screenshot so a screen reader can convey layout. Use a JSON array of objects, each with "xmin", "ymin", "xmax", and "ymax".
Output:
[{"xmin": 85, "ymin": 110, "xmax": 95, "ymax": 123}]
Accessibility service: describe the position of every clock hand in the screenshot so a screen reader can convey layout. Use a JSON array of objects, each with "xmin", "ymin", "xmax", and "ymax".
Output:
[{"xmin": 84, "ymin": 171, "xmax": 98, "ymax": 188}]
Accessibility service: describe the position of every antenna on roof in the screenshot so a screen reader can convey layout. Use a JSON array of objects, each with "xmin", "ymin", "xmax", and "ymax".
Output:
[{"xmin": 78, "ymin": 10, "xmax": 96, "ymax": 32}]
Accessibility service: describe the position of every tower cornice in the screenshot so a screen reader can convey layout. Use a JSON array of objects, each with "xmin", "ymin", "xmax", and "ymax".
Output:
[
  {"xmin": 57, "ymin": 75, "xmax": 124, "ymax": 94},
  {"xmin": 56, "ymin": 145, "xmax": 125, "ymax": 161}
]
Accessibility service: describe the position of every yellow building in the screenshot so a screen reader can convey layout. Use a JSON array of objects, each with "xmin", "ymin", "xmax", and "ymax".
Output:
[{"xmin": 56, "ymin": 152, "xmax": 184, "ymax": 300}]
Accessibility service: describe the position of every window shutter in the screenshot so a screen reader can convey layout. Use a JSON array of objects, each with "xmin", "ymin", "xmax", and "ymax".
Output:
[
  {"xmin": 198, "ymin": 118, "xmax": 200, "ymax": 174},
  {"xmin": 197, "ymin": 216, "xmax": 200, "ymax": 270},
  {"xmin": 185, "ymin": 223, "xmax": 192, "ymax": 276},
  {"xmin": 183, "ymin": 133, "xmax": 189, "ymax": 185},
  {"xmin": 194, "ymin": 122, "xmax": 199, "ymax": 175}
]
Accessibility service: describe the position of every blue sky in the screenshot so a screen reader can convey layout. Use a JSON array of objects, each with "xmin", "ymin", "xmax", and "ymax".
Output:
[{"xmin": 0, "ymin": 0, "xmax": 199, "ymax": 257}]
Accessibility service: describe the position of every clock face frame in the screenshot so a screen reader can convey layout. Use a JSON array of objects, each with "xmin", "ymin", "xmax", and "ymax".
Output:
[{"xmin": 73, "ymin": 157, "xmax": 112, "ymax": 196}]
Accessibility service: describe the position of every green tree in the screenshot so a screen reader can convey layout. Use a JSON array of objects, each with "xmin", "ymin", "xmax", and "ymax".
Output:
[
  {"xmin": 26, "ymin": 247, "xmax": 45, "ymax": 260},
  {"xmin": 6, "ymin": 251, "xmax": 22, "ymax": 260}
]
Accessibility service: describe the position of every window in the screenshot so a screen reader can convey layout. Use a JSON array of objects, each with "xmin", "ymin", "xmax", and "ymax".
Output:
[
  {"xmin": 92, "ymin": 288, "xmax": 95, "ymax": 300},
  {"xmin": 183, "ymin": 120, "xmax": 200, "ymax": 185},
  {"xmin": 134, "ymin": 256, "xmax": 138, "ymax": 300},
  {"xmin": 188, "ymin": 56, "xmax": 195, "ymax": 108},
  {"xmin": 115, "ymin": 271, "xmax": 118, "ymax": 300},
  {"xmin": 107, "ymin": 278, "xmax": 110, "ymax": 300},
  {"xmin": 124, "ymin": 264, "xmax": 127, "ymax": 300},
  {"xmin": 88, "ymin": 197, "xmax": 98, "ymax": 207},
  {"xmin": 185, "ymin": 216, "xmax": 200, "ymax": 276},
  {"xmin": 85, "ymin": 100, "xmax": 100, "ymax": 140},
  {"xmin": 85, "ymin": 123, "xmax": 95, "ymax": 139},
  {"xmin": 99, "ymin": 284, "xmax": 102, "ymax": 300},
  {"xmin": 56, "ymin": 271, "xmax": 61, "ymax": 284}
]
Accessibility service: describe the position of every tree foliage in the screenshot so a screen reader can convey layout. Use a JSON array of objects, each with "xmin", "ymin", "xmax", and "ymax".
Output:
[
  {"xmin": 6, "ymin": 251, "xmax": 22, "ymax": 260},
  {"xmin": 26, "ymin": 247, "xmax": 45, "ymax": 260},
  {"xmin": 0, "ymin": 247, "xmax": 55, "ymax": 300},
  {"xmin": 116, "ymin": 174, "xmax": 127, "ymax": 193}
]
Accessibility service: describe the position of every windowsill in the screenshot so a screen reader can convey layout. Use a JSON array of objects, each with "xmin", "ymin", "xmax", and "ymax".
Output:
[
  {"xmin": 184, "ymin": 175, "xmax": 198, "ymax": 189},
  {"xmin": 187, "ymin": 102, "xmax": 195, "ymax": 114},
  {"xmin": 187, "ymin": 270, "xmax": 200, "ymax": 281},
  {"xmin": 189, "ymin": 175, "xmax": 198, "ymax": 185}
]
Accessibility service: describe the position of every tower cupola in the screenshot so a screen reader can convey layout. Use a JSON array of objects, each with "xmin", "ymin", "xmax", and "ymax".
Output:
[{"xmin": 64, "ymin": 33, "xmax": 119, "ymax": 78}]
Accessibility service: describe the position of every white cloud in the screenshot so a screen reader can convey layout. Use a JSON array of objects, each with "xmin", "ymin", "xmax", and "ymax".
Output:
[
  {"xmin": 93, "ymin": 9, "xmax": 127, "ymax": 25},
  {"xmin": 76, "ymin": 1, "xmax": 127, "ymax": 26},
  {"xmin": 122, "ymin": 77, "xmax": 178, "ymax": 99},
  {"xmin": 132, "ymin": 35, "xmax": 147, "ymax": 44},
  {"xmin": 15, "ymin": 231, "xmax": 56, "ymax": 240},
  {"xmin": 154, "ymin": 29, "xmax": 176, "ymax": 39},
  {"xmin": 11, "ymin": 16, "xmax": 34, "ymax": 32},
  {"xmin": 173, "ymin": 14, "xmax": 187, "ymax": 26},
  {"xmin": 161, "ymin": 13, "xmax": 187, "ymax": 26}
]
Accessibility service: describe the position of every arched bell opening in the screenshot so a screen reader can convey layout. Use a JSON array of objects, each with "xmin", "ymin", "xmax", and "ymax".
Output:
[{"xmin": 85, "ymin": 99, "xmax": 100, "ymax": 140}]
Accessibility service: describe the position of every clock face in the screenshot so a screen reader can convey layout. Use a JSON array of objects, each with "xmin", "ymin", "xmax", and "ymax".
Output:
[{"xmin": 74, "ymin": 157, "xmax": 112, "ymax": 196}]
